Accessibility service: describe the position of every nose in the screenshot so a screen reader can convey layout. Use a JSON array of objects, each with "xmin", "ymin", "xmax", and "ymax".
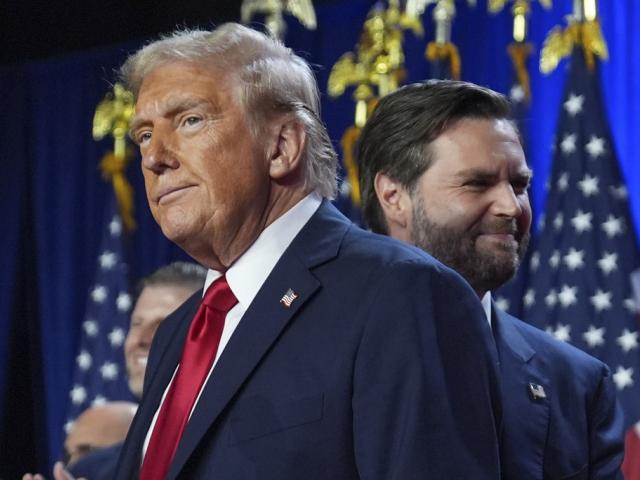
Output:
[
  {"xmin": 491, "ymin": 182, "xmax": 524, "ymax": 218},
  {"xmin": 125, "ymin": 324, "xmax": 152, "ymax": 351},
  {"xmin": 136, "ymin": 324, "xmax": 155, "ymax": 347},
  {"xmin": 141, "ymin": 129, "xmax": 179, "ymax": 174}
]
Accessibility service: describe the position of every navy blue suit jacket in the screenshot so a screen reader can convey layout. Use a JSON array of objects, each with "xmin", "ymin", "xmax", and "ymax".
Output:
[
  {"xmin": 494, "ymin": 306, "xmax": 624, "ymax": 479},
  {"xmin": 68, "ymin": 442, "xmax": 122, "ymax": 480},
  {"xmin": 115, "ymin": 201, "xmax": 503, "ymax": 479}
]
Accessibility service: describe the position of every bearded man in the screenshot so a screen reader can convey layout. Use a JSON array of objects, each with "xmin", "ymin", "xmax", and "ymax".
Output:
[{"xmin": 358, "ymin": 79, "xmax": 624, "ymax": 479}]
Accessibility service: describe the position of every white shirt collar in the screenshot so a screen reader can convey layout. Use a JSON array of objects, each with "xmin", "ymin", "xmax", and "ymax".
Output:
[
  {"xmin": 481, "ymin": 291, "xmax": 492, "ymax": 326},
  {"xmin": 203, "ymin": 193, "xmax": 322, "ymax": 309}
]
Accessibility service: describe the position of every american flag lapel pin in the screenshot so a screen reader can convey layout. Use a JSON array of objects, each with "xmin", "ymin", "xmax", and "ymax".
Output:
[
  {"xmin": 280, "ymin": 288, "xmax": 298, "ymax": 308},
  {"xmin": 528, "ymin": 383, "xmax": 547, "ymax": 401}
]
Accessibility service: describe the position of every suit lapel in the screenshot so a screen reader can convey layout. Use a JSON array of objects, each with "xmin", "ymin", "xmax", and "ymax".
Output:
[
  {"xmin": 494, "ymin": 306, "xmax": 550, "ymax": 479},
  {"xmin": 167, "ymin": 201, "xmax": 350, "ymax": 479}
]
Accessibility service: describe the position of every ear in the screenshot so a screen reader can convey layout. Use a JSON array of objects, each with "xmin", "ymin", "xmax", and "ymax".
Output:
[
  {"xmin": 374, "ymin": 172, "xmax": 413, "ymax": 241},
  {"xmin": 268, "ymin": 116, "xmax": 307, "ymax": 181}
]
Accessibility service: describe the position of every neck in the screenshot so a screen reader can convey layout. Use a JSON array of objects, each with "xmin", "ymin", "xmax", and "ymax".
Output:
[{"xmin": 188, "ymin": 187, "xmax": 312, "ymax": 271}]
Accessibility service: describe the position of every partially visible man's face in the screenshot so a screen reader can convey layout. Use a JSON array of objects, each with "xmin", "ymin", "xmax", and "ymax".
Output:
[
  {"xmin": 131, "ymin": 60, "xmax": 274, "ymax": 269},
  {"xmin": 124, "ymin": 284, "xmax": 197, "ymax": 397},
  {"xmin": 409, "ymin": 117, "xmax": 532, "ymax": 296},
  {"xmin": 63, "ymin": 402, "xmax": 136, "ymax": 467}
]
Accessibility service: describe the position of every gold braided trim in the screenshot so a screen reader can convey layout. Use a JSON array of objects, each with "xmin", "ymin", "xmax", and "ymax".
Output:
[
  {"xmin": 425, "ymin": 42, "xmax": 462, "ymax": 80},
  {"xmin": 540, "ymin": 20, "xmax": 608, "ymax": 74},
  {"xmin": 508, "ymin": 42, "xmax": 533, "ymax": 102},
  {"xmin": 99, "ymin": 150, "xmax": 136, "ymax": 232},
  {"xmin": 340, "ymin": 126, "xmax": 362, "ymax": 207},
  {"xmin": 571, "ymin": 20, "xmax": 609, "ymax": 71}
]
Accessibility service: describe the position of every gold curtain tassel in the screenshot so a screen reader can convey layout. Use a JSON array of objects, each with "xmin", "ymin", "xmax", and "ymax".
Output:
[
  {"xmin": 425, "ymin": 42, "xmax": 462, "ymax": 80},
  {"xmin": 340, "ymin": 126, "xmax": 363, "ymax": 207},
  {"xmin": 99, "ymin": 150, "xmax": 137, "ymax": 232},
  {"xmin": 580, "ymin": 20, "xmax": 609, "ymax": 71},
  {"xmin": 541, "ymin": 19, "xmax": 608, "ymax": 74},
  {"xmin": 507, "ymin": 42, "xmax": 533, "ymax": 102}
]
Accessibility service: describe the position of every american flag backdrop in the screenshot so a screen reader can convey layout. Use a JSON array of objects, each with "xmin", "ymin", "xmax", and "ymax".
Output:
[
  {"xmin": 64, "ymin": 195, "xmax": 135, "ymax": 434},
  {"xmin": 521, "ymin": 48, "xmax": 640, "ymax": 427},
  {"xmin": 493, "ymin": 42, "xmax": 533, "ymax": 320}
]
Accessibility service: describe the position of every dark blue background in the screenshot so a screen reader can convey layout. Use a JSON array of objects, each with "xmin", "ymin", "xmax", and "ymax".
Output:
[{"xmin": 1, "ymin": 0, "xmax": 638, "ymax": 475}]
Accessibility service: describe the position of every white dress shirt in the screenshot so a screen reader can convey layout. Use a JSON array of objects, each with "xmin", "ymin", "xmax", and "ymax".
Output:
[
  {"xmin": 142, "ymin": 193, "xmax": 322, "ymax": 459},
  {"xmin": 481, "ymin": 291, "xmax": 492, "ymax": 326}
]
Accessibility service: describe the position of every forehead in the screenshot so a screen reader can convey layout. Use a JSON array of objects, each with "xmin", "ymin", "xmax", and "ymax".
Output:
[
  {"xmin": 134, "ymin": 60, "xmax": 235, "ymax": 115},
  {"xmin": 66, "ymin": 411, "xmax": 109, "ymax": 444},
  {"xmin": 429, "ymin": 117, "xmax": 526, "ymax": 173},
  {"xmin": 133, "ymin": 284, "xmax": 196, "ymax": 314}
]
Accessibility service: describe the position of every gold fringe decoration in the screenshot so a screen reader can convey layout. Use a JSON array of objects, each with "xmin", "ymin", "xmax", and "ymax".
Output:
[
  {"xmin": 340, "ymin": 126, "xmax": 362, "ymax": 207},
  {"xmin": 540, "ymin": 19, "xmax": 608, "ymax": 74},
  {"xmin": 508, "ymin": 42, "xmax": 533, "ymax": 102},
  {"xmin": 99, "ymin": 149, "xmax": 136, "ymax": 232},
  {"xmin": 425, "ymin": 42, "xmax": 462, "ymax": 80}
]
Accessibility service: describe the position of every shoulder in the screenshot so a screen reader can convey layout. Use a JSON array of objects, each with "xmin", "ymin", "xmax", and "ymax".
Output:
[
  {"xmin": 342, "ymin": 226, "xmax": 478, "ymax": 303},
  {"xmin": 301, "ymin": 201, "xmax": 471, "ymax": 292},
  {"xmin": 497, "ymin": 309, "xmax": 611, "ymax": 384},
  {"xmin": 308, "ymin": 200, "xmax": 443, "ymax": 266},
  {"xmin": 68, "ymin": 442, "xmax": 122, "ymax": 479},
  {"xmin": 497, "ymin": 309, "xmax": 625, "ymax": 477},
  {"xmin": 345, "ymin": 225, "xmax": 440, "ymax": 266}
]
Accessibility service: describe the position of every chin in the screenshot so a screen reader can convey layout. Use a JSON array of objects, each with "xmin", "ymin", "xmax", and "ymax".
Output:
[
  {"xmin": 128, "ymin": 380, "xmax": 143, "ymax": 398},
  {"xmin": 161, "ymin": 226, "xmax": 189, "ymax": 245},
  {"xmin": 160, "ymin": 217, "xmax": 197, "ymax": 245},
  {"xmin": 155, "ymin": 205, "xmax": 197, "ymax": 238}
]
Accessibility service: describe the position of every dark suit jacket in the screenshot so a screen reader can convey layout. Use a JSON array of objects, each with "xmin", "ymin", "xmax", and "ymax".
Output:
[
  {"xmin": 68, "ymin": 442, "xmax": 122, "ymax": 480},
  {"xmin": 494, "ymin": 306, "xmax": 624, "ymax": 479},
  {"xmin": 115, "ymin": 201, "xmax": 503, "ymax": 479}
]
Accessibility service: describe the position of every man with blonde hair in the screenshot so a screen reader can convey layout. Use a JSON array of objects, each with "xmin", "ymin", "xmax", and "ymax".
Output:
[{"xmin": 115, "ymin": 23, "xmax": 503, "ymax": 479}]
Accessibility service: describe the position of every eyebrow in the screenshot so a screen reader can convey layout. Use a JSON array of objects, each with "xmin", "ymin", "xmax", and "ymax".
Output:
[
  {"xmin": 454, "ymin": 167, "xmax": 534, "ymax": 181},
  {"xmin": 129, "ymin": 97, "xmax": 218, "ymax": 138}
]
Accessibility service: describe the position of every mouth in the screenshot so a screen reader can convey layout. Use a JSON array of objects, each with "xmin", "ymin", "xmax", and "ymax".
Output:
[
  {"xmin": 477, "ymin": 232, "xmax": 520, "ymax": 253},
  {"xmin": 128, "ymin": 354, "xmax": 148, "ymax": 369},
  {"xmin": 156, "ymin": 185, "xmax": 195, "ymax": 205},
  {"xmin": 477, "ymin": 222, "xmax": 519, "ymax": 241},
  {"xmin": 481, "ymin": 232, "xmax": 516, "ymax": 241}
]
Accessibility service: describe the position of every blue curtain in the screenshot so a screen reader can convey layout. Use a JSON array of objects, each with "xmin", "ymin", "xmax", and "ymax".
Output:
[
  {"xmin": 0, "ymin": 65, "xmax": 47, "ymax": 475},
  {"xmin": 0, "ymin": 67, "xmax": 28, "ymax": 421},
  {"xmin": 1, "ymin": 0, "xmax": 638, "ymax": 474}
]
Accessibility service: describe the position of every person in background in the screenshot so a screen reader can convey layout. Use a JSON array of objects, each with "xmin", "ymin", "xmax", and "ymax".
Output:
[
  {"xmin": 121, "ymin": 262, "xmax": 207, "ymax": 400},
  {"xmin": 23, "ymin": 262, "xmax": 206, "ymax": 480},
  {"xmin": 357, "ymin": 78, "xmax": 625, "ymax": 479},
  {"xmin": 114, "ymin": 22, "xmax": 503, "ymax": 479},
  {"xmin": 69, "ymin": 261, "xmax": 205, "ymax": 479},
  {"xmin": 62, "ymin": 401, "xmax": 137, "ymax": 468}
]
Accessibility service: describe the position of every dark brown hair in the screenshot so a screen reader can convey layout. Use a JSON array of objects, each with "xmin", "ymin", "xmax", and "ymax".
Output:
[{"xmin": 358, "ymin": 79, "xmax": 515, "ymax": 234}]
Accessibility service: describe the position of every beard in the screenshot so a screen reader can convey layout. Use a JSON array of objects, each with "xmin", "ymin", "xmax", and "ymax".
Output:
[{"xmin": 410, "ymin": 196, "xmax": 530, "ymax": 295}]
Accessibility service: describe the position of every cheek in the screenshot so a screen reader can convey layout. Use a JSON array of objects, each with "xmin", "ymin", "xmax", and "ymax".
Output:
[
  {"xmin": 143, "ymin": 175, "xmax": 158, "ymax": 213},
  {"xmin": 440, "ymin": 202, "xmax": 483, "ymax": 231},
  {"xmin": 124, "ymin": 328, "xmax": 140, "ymax": 351},
  {"xmin": 124, "ymin": 338, "xmax": 134, "ymax": 357},
  {"xmin": 519, "ymin": 200, "xmax": 533, "ymax": 229}
]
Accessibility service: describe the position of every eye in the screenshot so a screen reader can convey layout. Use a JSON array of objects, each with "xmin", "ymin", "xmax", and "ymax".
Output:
[
  {"xmin": 512, "ymin": 179, "xmax": 531, "ymax": 195},
  {"xmin": 183, "ymin": 115, "xmax": 202, "ymax": 128},
  {"xmin": 464, "ymin": 179, "xmax": 491, "ymax": 190},
  {"xmin": 137, "ymin": 131, "xmax": 152, "ymax": 145}
]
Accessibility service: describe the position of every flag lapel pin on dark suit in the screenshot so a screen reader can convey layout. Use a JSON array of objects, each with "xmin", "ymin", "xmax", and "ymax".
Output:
[
  {"xmin": 528, "ymin": 383, "xmax": 547, "ymax": 401},
  {"xmin": 280, "ymin": 288, "xmax": 299, "ymax": 308}
]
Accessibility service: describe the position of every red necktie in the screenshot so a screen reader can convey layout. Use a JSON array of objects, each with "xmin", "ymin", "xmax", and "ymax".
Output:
[{"xmin": 140, "ymin": 276, "xmax": 238, "ymax": 480}]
